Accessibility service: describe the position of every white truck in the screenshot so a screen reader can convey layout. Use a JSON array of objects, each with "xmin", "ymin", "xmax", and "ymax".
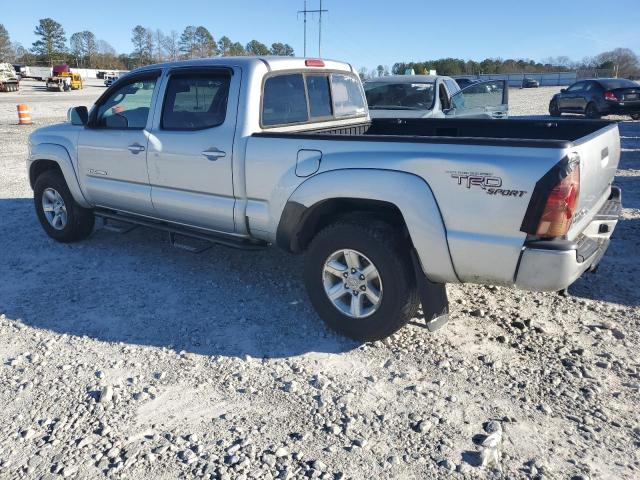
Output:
[{"xmin": 26, "ymin": 57, "xmax": 622, "ymax": 341}]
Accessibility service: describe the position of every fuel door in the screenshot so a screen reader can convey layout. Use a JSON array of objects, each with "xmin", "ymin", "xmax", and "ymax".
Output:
[{"xmin": 296, "ymin": 149, "xmax": 322, "ymax": 177}]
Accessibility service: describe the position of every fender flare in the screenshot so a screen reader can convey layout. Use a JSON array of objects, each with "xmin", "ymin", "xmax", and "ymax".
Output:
[
  {"xmin": 277, "ymin": 168, "xmax": 458, "ymax": 284},
  {"xmin": 29, "ymin": 143, "xmax": 91, "ymax": 208}
]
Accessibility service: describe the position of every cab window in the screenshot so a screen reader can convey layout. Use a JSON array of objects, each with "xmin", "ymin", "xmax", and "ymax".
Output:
[
  {"xmin": 262, "ymin": 74, "xmax": 309, "ymax": 126},
  {"xmin": 95, "ymin": 77, "xmax": 157, "ymax": 129}
]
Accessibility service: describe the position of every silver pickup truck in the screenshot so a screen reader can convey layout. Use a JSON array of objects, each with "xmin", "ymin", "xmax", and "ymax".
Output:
[{"xmin": 27, "ymin": 57, "xmax": 622, "ymax": 341}]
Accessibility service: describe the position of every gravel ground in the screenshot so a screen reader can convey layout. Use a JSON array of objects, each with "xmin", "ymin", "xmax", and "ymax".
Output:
[{"xmin": 0, "ymin": 81, "xmax": 639, "ymax": 479}]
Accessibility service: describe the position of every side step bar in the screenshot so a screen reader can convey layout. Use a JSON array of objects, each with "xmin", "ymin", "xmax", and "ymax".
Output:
[{"xmin": 95, "ymin": 210, "xmax": 268, "ymax": 251}]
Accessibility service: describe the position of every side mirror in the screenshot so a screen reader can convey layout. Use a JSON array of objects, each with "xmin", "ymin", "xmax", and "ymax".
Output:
[
  {"xmin": 67, "ymin": 106, "xmax": 88, "ymax": 126},
  {"xmin": 560, "ymin": 88, "xmax": 567, "ymax": 93}
]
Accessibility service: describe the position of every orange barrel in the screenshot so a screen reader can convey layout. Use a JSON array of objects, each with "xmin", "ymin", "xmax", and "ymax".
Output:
[{"xmin": 17, "ymin": 104, "xmax": 33, "ymax": 125}]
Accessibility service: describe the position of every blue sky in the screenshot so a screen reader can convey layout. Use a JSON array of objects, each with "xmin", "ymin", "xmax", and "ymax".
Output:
[{"xmin": 4, "ymin": 0, "xmax": 639, "ymax": 69}]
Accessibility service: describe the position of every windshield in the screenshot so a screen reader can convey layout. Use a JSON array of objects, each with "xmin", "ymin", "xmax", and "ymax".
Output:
[{"xmin": 364, "ymin": 82, "xmax": 435, "ymax": 110}]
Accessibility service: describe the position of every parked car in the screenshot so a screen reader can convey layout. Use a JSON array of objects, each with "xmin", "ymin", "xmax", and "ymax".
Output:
[
  {"xmin": 104, "ymin": 74, "xmax": 119, "ymax": 87},
  {"xmin": 550, "ymin": 78, "xmax": 640, "ymax": 120},
  {"xmin": 27, "ymin": 57, "xmax": 621, "ymax": 341},
  {"xmin": 364, "ymin": 75, "xmax": 508, "ymax": 119},
  {"xmin": 522, "ymin": 78, "xmax": 540, "ymax": 88}
]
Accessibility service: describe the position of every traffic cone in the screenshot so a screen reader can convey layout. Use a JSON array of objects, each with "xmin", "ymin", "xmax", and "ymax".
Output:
[{"xmin": 17, "ymin": 104, "xmax": 33, "ymax": 125}]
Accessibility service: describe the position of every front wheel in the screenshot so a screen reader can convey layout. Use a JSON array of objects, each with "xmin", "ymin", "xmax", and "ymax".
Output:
[
  {"xmin": 34, "ymin": 170, "xmax": 95, "ymax": 242},
  {"xmin": 549, "ymin": 99, "xmax": 561, "ymax": 117},
  {"xmin": 304, "ymin": 219, "xmax": 419, "ymax": 341},
  {"xmin": 585, "ymin": 102, "xmax": 601, "ymax": 119},
  {"xmin": 631, "ymin": 113, "xmax": 640, "ymax": 121}
]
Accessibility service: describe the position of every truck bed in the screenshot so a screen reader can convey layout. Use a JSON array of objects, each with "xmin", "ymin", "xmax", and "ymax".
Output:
[{"xmin": 255, "ymin": 118, "xmax": 615, "ymax": 149}]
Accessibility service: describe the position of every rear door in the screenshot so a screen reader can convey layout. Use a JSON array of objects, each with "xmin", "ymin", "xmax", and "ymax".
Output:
[
  {"xmin": 146, "ymin": 66, "xmax": 239, "ymax": 233},
  {"xmin": 445, "ymin": 80, "xmax": 508, "ymax": 119},
  {"xmin": 77, "ymin": 71, "xmax": 161, "ymax": 215}
]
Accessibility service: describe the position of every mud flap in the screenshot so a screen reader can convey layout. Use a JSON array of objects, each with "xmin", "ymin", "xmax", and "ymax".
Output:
[{"xmin": 411, "ymin": 250, "xmax": 450, "ymax": 332}]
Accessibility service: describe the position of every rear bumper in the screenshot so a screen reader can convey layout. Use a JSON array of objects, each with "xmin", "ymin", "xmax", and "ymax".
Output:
[
  {"xmin": 514, "ymin": 186, "xmax": 621, "ymax": 292},
  {"xmin": 602, "ymin": 102, "xmax": 640, "ymax": 115}
]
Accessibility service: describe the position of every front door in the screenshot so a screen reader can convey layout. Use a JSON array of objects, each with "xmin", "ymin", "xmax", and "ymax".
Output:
[
  {"xmin": 146, "ymin": 67, "xmax": 239, "ymax": 233},
  {"xmin": 77, "ymin": 71, "xmax": 161, "ymax": 216},
  {"xmin": 445, "ymin": 80, "xmax": 508, "ymax": 119},
  {"xmin": 558, "ymin": 81, "xmax": 584, "ymax": 111}
]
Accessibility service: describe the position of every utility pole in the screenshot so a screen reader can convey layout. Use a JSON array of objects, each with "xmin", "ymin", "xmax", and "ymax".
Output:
[{"xmin": 298, "ymin": 0, "xmax": 328, "ymax": 58}]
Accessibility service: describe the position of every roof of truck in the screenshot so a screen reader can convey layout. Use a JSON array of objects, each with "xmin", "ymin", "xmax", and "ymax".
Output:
[{"xmin": 130, "ymin": 56, "xmax": 355, "ymax": 75}]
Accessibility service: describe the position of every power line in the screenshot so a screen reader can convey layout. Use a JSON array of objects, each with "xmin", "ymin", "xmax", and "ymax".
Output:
[{"xmin": 297, "ymin": 0, "xmax": 328, "ymax": 57}]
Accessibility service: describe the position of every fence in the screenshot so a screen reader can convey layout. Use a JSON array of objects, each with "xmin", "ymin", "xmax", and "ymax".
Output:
[{"xmin": 454, "ymin": 69, "xmax": 616, "ymax": 87}]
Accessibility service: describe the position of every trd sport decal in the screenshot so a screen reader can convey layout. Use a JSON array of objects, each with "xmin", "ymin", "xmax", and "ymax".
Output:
[{"xmin": 447, "ymin": 171, "xmax": 527, "ymax": 197}]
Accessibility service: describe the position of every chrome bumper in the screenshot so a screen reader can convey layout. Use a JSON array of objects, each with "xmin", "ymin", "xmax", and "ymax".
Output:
[{"xmin": 515, "ymin": 186, "xmax": 621, "ymax": 292}]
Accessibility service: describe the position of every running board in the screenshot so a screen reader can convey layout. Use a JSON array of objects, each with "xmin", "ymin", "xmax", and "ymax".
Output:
[{"xmin": 95, "ymin": 210, "xmax": 268, "ymax": 251}]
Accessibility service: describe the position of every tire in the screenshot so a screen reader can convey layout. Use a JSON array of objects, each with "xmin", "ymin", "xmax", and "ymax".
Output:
[
  {"xmin": 34, "ymin": 170, "xmax": 94, "ymax": 243},
  {"xmin": 549, "ymin": 99, "xmax": 561, "ymax": 117},
  {"xmin": 304, "ymin": 218, "xmax": 419, "ymax": 341},
  {"xmin": 585, "ymin": 102, "xmax": 600, "ymax": 119},
  {"xmin": 631, "ymin": 113, "xmax": 640, "ymax": 121}
]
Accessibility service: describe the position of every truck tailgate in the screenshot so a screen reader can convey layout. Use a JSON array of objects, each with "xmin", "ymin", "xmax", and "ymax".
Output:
[{"xmin": 567, "ymin": 123, "xmax": 620, "ymax": 240}]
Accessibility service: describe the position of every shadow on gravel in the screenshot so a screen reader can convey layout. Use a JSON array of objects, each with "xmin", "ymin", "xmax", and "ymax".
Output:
[{"xmin": 0, "ymin": 198, "xmax": 357, "ymax": 359}]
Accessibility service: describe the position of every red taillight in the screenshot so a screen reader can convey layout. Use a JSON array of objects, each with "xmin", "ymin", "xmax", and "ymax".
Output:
[
  {"xmin": 604, "ymin": 91, "xmax": 618, "ymax": 101},
  {"xmin": 305, "ymin": 59, "xmax": 325, "ymax": 67},
  {"xmin": 535, "ymin": 163, "xmax": 580, "ymax": 237}
]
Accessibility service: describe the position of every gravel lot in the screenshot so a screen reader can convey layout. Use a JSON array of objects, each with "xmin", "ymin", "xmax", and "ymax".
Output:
[{"xmin": 0, "ymin": 80, "xmax": 639, "ymax": 479}]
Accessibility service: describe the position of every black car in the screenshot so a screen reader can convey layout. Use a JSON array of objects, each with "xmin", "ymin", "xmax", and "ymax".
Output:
[
  {"xmin": 549, "ymin": 78, "xmax": 640, "ymax": 120},
  {"xmin": 522, "ymin": 78, "xmax": 539, "ymax": 88}
]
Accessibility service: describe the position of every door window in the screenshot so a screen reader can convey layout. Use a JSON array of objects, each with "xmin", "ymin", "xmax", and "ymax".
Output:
[
  {"xmin": 162, "ymin": 72, "xmax": 231, "ymax": 130},
  {"xmin": 95, "ymin": 77, "xmax": 157, "ymax": 129},
  {"xmin": 451, "ymin": 81, "xmax": 505, "ymax": 110}
]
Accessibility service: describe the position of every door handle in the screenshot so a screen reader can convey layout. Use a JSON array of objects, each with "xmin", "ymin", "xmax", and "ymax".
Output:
[
  {"xmin": 201, "ymin": 148, "xmax": 226, "ymax": 161},
  {"xmin": 128, "ymin": 144, "xmax": 145, "ymax": 154}
]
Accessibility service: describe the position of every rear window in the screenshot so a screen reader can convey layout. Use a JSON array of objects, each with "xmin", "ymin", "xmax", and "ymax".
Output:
[
  {"xmin": 162, "ymin": 72, "xmax": 230, "ymax": 130},
  {"xmin": 261, "ymin": 71, "xmax": 366, "ymax": 127},
  {"xmin": 598, "ymin": 79, "xmax": 639, "ymax": 89},
  {"xmin": 331, "ymin": 74, "xmax": 367, "ymax": 117}
]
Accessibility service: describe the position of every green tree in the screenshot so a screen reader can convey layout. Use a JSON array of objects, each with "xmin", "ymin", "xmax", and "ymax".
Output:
[
  {"xmin": 245, "ymin": 40, "xmax": 269, "ymax": 56},
  {"xmin": 179, "ymin": 26, "xmax": 197, "ymax": 59},
  {"xmin": 218, "ymin": 36, "xmax": 233, "ymax": 56},
  {"xmin": 131, "ymin": 25, "xmax": 153, "ymax": 66},
  {"xmin": 228, "ymin": 42, "xmax": 246, "ymax": 56},
  {"xmin": 194, "ymin": 26, "xmax": 218, "ymax": 57},
  {"xmin": 270, "ymin": 42, "xmax": 294, "ymax": 56},
  {"xmin": 32, "ymin": 18, "xmax": 67, "ymax": 64},
  {"xmin": 0, "ymin": 24, "xmax": 12, "ymax": 61}
]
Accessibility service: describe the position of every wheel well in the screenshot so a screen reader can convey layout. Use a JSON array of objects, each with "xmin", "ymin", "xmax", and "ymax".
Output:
[
  {"xmin": 29, "ymin": 160, "xmax": 62, "ymax": 189},
  {"xmin": 280, "ymin": 198, "xmax": 410, "ymax": 253}
]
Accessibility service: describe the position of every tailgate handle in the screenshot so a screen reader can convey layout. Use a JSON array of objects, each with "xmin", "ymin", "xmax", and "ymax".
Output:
[{"xmin": 601, "ymin": 147, "xmax": 609, "ymax": 167}]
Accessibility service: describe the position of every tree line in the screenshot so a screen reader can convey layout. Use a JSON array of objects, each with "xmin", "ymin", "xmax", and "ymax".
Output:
[
  {"xmin": 389, "ymin": 48, "xmax": 640, "ymax": 79},
  {"xmin": 0, "ymin": 18, "xmax": 294, "ymax": 70}
]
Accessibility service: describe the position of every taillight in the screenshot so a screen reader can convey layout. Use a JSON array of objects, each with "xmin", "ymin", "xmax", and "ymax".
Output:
[
  {"xmin": 305, "ymin": 59, "xmax": 325, "ymax": 67},
  {"xmin": 604, "ymin": 91, "xmax": 618, "ymax": 101},
  {"xmin": 535, "ymin": 162, "xmax": 580, "ymax": 237}
]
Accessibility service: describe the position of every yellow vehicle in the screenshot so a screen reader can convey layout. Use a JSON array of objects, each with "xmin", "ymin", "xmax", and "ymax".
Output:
[{"xmin": 46, "ymin": 72, "xmax": 83, "ymax": 92}]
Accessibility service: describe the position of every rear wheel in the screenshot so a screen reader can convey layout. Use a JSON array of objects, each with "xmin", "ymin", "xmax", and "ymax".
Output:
[
  {"xmin": 34, "ymin": 170, "xmax": 94, "ymax": 242},
  {"xmin": 304, "ymin": 219, "xmax": 419, "ymax": 341},
  {"xmin": 585, "ymin": 102, "xmax": 600, "ymax": 119},
  {"xmin": 549, "ymin": 99, "xmax": 561, "ymax": 117}
]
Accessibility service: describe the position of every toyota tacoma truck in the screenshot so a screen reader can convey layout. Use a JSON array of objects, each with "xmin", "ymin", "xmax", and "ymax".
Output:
[{"xmin": 27, "ymin": 57, "xmax": 622, "ymax": 341}]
